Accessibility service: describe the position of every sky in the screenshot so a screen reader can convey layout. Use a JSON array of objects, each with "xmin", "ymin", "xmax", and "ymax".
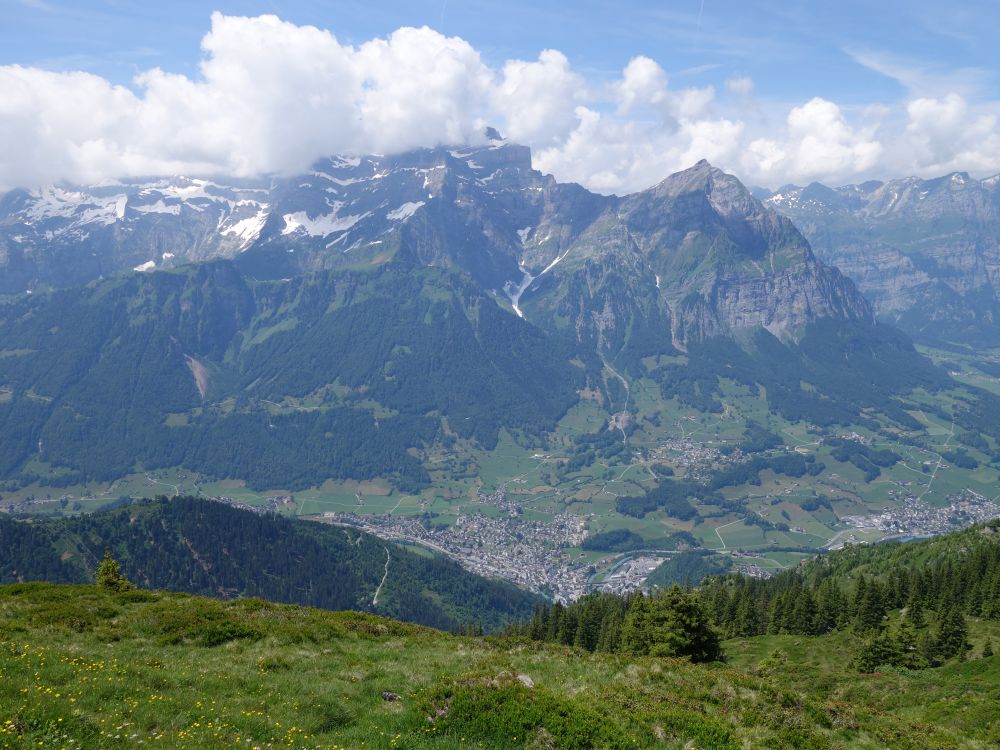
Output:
[{"xmin": 2, "ymin": 0, "xmax": 1000, "ymax": 192}]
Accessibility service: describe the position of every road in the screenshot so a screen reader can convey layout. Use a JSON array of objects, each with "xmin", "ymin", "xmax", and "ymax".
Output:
[{"xmin": 372, "ymin": 546, "xmax": 390, "ymax": 606}]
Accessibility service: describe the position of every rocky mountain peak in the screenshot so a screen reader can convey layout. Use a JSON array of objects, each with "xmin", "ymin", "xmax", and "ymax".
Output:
[{"xmin": 0, "ymin": 143, "xmax": 875, "ymax": 355}]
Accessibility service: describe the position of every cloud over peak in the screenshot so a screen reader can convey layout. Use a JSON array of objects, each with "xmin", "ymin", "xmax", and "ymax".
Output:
[{"xmin": 1, "ymin": 12, "xmax": 1000, "ymax": 193}]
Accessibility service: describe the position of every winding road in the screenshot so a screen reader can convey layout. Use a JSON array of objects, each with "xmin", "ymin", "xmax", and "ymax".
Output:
[{"xmin": 372, "ymin": 546, "xmax": 390, "ymax": 607}]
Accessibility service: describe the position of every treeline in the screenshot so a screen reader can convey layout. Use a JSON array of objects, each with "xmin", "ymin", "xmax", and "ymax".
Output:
[
  {"xmin": 0, "ymin": 497, "xmax": 541, "ymax": 632},
  {"xmin": 508, "ymin": 522, "xmax": 1000, "ymax": 671},
  {"xmin": 504, "ymin": 586, "xmax": 722, "ymax": 663},
  {"xmin": 700, "ymin": 521, "xmax": 1000, "ymax": 668}
]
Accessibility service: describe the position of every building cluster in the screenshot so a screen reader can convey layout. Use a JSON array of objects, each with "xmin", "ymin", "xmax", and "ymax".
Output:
[
  {"xmin": 649, "ymin": 437, "xmax": 745, "ymax": 481},
  {"xmin": 596, "ymin": 555, "xmax": 668, "ymax": 595},
  {"xmin": 475, "ymin": 484, "xmax": 521, "ymax": 517},
  {"xmin": 734, "ymin": 563, "xmax": 774, "ymax": 579},
  {"xmin": 842, "ymin": 490, "xmax": 1000, "ymax": 538},
  {"xmin": 326, "ymin": 507, "xmax": 591, "ymax": 602}
]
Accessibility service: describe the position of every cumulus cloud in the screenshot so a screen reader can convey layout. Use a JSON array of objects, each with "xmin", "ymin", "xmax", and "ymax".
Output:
[
  {"xmin": 902, "ymin": 94, "xmax": 1000, "ymax": 175},
  {"xmin": 2, "ymin": 12, "xmax": 1000, "ymax": 193},
  {"xmin": 494, "ymin": 49, "xmax": 585, "ymax": 145}
]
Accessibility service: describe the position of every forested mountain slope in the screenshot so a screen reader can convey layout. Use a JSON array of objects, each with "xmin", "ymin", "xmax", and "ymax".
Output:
[
  {"xmin": 0, "ymin": 497, "xmax": 541, "ymax": 632},
  {"xmin": 0, "ymin": 261, "xmax": 579, "ymax": 489}
]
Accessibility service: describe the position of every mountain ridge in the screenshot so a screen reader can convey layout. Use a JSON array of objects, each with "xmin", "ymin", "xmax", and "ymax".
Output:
[
  {"xmin": 765, "ymin": 170, "xmax": 1000, "ymax": 344},
  {"xmin": 1, "ymin": 140, "xmax": 872, "ymax": 350}
]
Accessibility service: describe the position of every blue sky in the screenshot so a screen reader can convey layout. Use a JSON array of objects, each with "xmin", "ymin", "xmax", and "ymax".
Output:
[
  {"xmin": 5, "ymin": 0, "xmax": 997, "ymax": 101},
  {"xmin": 2, "ymin": 1, "xmax": 999, "ymax": 190}
]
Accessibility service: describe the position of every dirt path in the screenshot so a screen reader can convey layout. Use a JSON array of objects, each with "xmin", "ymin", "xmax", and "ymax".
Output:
[
  {"xmin": 145, "ymin": 473, "xmax": 180, "ymax": 497},
  {"xmin": 714, "ymin": 519, "xmax": 741, "ymax": 550}
]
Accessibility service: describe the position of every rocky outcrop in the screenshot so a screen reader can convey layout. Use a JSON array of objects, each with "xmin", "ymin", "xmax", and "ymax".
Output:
[{"xmin": 615, "ymin": 161, "xmax": 873, "ymax": 349}]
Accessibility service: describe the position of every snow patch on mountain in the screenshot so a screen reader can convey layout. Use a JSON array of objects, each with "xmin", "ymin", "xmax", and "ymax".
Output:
[
  {"xmin": 25, "ymin": 187, "xmax": 122, "ymax": 225},
  {"xmin": 386, "ymin": 201, "xmax": 424, "ymax": 221},
  {"xmin": 281, "ymin": 209, "xmax": 368, "ymax": 237},
  {"xmin": 222, "ymin": 206, "xmax": 270, "ymax": 248},
  {"xmin": 504, "ymin": 267, "xmax": 535, "ymax": 319},
  {"xmin": 132, "ymin": 200, "xmax": 181, "ymax": 215}
]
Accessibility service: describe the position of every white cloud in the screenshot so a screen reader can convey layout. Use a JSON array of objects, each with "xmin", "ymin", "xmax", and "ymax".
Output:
[
  {"xmin": 2, "ymin": 13, "xmax": 1000, "ymax": 193},
  {"xmin": 616, "ymin": 56, "xmax": 669, "ymax": 114},
  {"xmin": 783, "ymin": 97, "xmax": 882, "ymax": 180},
  {"xmin": 901, "ymin": 94, "xmax": 1000, "ymax": 175},
  {"xmin": 725, "ymin": 76, "xmax": 754, "ymax": 98},
  {"xmin": 494, "ymin": 49, "xmax": 585, "ymax": 145}
]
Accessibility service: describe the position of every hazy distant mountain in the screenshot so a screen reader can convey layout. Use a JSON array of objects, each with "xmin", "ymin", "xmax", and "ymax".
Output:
[{"xmin": 765, "ymin": 171, "xmax": 1000, "ymax": 345}]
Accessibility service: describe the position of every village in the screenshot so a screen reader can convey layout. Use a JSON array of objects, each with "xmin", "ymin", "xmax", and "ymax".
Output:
[
  {"xmin": 325, "ymin": 484, "xmax": 594, "ymax": 602},
  {"xmin": 841, "ymin": 490, "xmax": 1000, "ymax": 540}
]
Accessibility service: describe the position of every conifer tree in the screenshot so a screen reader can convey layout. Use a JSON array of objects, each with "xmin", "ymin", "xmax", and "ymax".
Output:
[
  {"xmin": 856, "ymin": 579, "xmax": 886, "ymax": 631},
  {"xmin": 596, "ymin": 611, "xmax": 622, "ymax": 653},
  {"xmin": 851, "ymin": 575, "xmax": 868, "ymax": 619},
  {"xmin": 815, "ymin": 579, "xmax": 843, "ymax": 633},
  {"xmin": 855, "ymin": 630, "xmax": 900, "ymax": 672},
  {"xmin": 917, "ymin": 629, "xmax": 939, "ymax": 667},
  {"xmin": 644, "ymin": 586, "xmax": 722, "ymax": 663},
  {"xmin": 733, "ymin": 593, "xmax": 759, "ymax": 637},
  {"xmin": 95, "ymin": 550, "xmax": 134, "ymax": 592},
  {"xmin": 935, "ymin": 608, "xmax": 969, "ymax": 661},
  {"xmin": 894, "ymin": 620, "xmax": 927, "ymax": 669},
  {"xmin": 528, "ymin": 605, "xmax": 547, "ymax": 641},
  {"xmin": 547, "ymin": 603, "xmax": 565, "ymax": 642},
  {"xmin": 621, "ymin": 593, "xmax": 651, "ymax": 656},
  {"xmin": 905, "ymin": 588, "xmax": 926, "ymax": 628},
  {"xmin": 790, "ymin": 588, "xmax": 818, "ymax": 635}
]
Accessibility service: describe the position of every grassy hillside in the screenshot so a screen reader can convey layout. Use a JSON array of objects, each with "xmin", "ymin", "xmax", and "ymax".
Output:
[
  {"xmin": 0, "ymin": 497, "xmax": 542, "ymax": 633},
  {"xmin": 1, "ymin": 583, "xmax": 998, "ymax": 749}
]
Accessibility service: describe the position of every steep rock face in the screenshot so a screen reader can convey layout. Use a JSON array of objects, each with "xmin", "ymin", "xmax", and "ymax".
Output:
[
  {"xmin": 518, "ymin": 161, "xmax": 872, "ymax": 356},
  {"xmin": 616, "ymin": 161, "xmax": 873, "ymax": 349},
  {"xmin": 767, "ymin": 172, "xmax": 1000, "ymax": 343},
  {"xmin": 0, "ymin": 139, "xmax": 871, "ymax": 356}
]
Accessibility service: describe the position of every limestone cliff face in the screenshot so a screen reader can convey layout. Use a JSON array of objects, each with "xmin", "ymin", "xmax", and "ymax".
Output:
[
  {"xmin": 519, "ymin": 160, "xmax": 873, "ymax": 354},
  {"xmin": 1, "ymin": 140, "xmax": 874, "ymax": 356},
  {"xmin": 767, "ymin": 172, "xmax": 1000, "ymax": 343},
  {"xmin": 615, "ymin": 161, "xmax": 873, "ymax": 349}
]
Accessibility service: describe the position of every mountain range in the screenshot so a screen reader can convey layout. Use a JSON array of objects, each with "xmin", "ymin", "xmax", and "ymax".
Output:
[
  {"xmin": 1, "ymin": 133, "xmax": 871, "ymax": 348},
  {"xmin": 0, "ymin": 134, "xmax": 950, "ymax": 495},
  {"xmin": 765, "ymin": 171, "xmax": 1000, "ymax": 345}
]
